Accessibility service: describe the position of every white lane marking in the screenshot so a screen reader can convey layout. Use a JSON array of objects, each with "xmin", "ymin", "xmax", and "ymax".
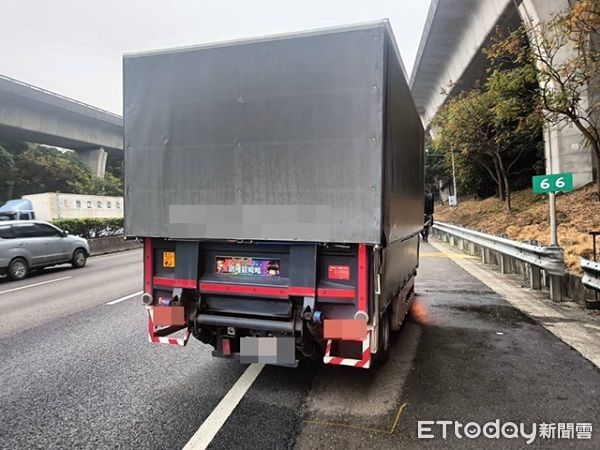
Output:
[
  {"xmin": 0, "ymin": 276, "xmax": 72, "ymax": 295},
  {"xmin": 182, "ymin": 363, "xmax": 265, "ymax": 450},
  {"xmin": 106, "ymin": 291, "xmax": 143, "ymax": 305}
]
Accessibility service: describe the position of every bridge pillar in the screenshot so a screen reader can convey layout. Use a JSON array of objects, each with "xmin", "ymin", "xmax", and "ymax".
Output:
[
  {"xmin": 519, "ymin": 0, "xmax": 595, "ymax": 187},
  {"xmin": 78, "ymin": 147, "xmax": 107, "ymax": 178}
]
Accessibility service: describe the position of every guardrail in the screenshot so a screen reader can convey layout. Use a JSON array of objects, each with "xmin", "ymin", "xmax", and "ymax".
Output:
[
  {"xmin": 581, "ymin": 258, "xmax": 600, "ymax": 293},
  {"xmin": 432, "ymin": 221, "xmax": 565, "ymax": 301}
]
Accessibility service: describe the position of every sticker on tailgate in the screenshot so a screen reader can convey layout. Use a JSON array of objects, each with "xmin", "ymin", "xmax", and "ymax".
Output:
[
  {"xmin": 163, "ymin": 251, "xmax": 175, "ymax": 268},
  {"xmin": 328, "ymin": 265, "xmax": 350, "ymax": 280},
  {"xmin": 216, "ymin": 256, "xmax": 280, "ymax": 277}
]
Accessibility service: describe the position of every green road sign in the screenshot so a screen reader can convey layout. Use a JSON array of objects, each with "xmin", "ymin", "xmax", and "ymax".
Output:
[{"xmin": 532, "ymin": 173, "xmax": 574, "ymax": 194}]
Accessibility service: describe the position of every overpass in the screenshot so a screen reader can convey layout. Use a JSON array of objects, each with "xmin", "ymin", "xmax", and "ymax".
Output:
[
  {"xmin": 411, "ymin": 0, "xmax": 595, "ymax": 188},
  {"xmin": 0, "ymin": 74, "xmax": 123, "ymax": 177}
]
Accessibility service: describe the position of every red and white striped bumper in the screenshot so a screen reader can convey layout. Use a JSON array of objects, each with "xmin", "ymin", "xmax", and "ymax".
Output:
[
  {"xmin": 146, "ymin": 306, "xmax": 190, "ymax": 347},
  {"xmin": 323, "ymin": 332, "xmax": 371, "ymax": 369}
]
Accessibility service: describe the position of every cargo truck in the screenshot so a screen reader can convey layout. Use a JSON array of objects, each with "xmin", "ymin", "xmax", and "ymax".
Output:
[{"xmin": 124, "ymin": 20, "xmax": 425, "ymax": 369}]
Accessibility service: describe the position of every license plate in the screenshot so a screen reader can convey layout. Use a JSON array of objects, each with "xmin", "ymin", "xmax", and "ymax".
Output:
[
  {"xmin": 215, "ymin": 256, "xmax": 280, "ymax": 277},
  {"xmin": 163, "ymin": 251, "xmax": 175, "ymax": 268},
  {"xmin": 240, "ymin": 337, "xmax": 295, "ymax": 366}
]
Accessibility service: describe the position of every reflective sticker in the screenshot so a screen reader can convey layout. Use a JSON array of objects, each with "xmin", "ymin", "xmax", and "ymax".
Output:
[
  {"xmin": 328, "ymin": 265, "xmax": 350, "ymax": 280},
  {"xmin": 163, "ymin": 251, "xmax": 175, "ymax": 268}
]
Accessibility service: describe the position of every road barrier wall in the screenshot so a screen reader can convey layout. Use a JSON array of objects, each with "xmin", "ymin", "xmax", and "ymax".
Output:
[{"xmin": 88, "ymin": 235, "xmax": 141, "ymax": 256}]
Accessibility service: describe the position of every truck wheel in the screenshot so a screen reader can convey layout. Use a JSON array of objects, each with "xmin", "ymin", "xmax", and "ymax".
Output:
[
  {"xmin": 376, "ymin": 310, "xmax": 391, "ymax": 366},
  {"xmin": 71, "ymin": 249, "xmax": 87, "ymax": 268},
  {"xmin": 8, "ymin": 258, "xmax": 28, "ymax": 281}
]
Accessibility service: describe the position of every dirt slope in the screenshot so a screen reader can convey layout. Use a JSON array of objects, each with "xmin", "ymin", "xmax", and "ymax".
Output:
[{"xmin": 435, "ymin": 184, "xmax": 600, "ymax": 272}]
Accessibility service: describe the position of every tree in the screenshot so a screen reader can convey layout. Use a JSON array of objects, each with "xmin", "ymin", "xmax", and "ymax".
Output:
[
  {"xmin": 489, "ymin": 0, "xmax": 600, "ymax": 196},
  {"xmin": 86, "ymin": 172, "xmax": 124, "ymax": 196},
  {"xmin": 424, "ymin": 140, "xmax": 449, "ymax": 201},
  {"xmin": 106, "ymin": 152, "xmax": 124, "ymax": 180},
  {"xmin": 0, "ymin": 145, "xmax": 15, "ymax": 182},
  {"xmin": 12, "ymin": 145, "xmax": 92, "ymax": 197},
  {"xmin": 432, "ymin": 62, "xmax": 543, "ymax": 211},
  {"xmin": 0, "ymin": 145, "xmax": 15, "ymax": 201},
  {"xmin": 0, "ymin": 143, "xmax": 125, "ymax": 200}
]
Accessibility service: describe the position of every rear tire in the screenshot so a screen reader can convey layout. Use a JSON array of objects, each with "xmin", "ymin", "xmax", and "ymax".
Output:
[
  {"xmin": 71, "ymin": 249, "xmax": 87, "ymax": 268},
  {"xmin": 8, "ymin": 258, "xmax": 28, "ymax": 281},
  {"xmin": 376, "ymin": 309, "xmax": 391, "ymax": 366}
]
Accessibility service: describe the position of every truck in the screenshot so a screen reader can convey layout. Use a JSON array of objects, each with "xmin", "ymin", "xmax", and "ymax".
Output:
[
  {"xmin": 0, "ymin": 199, "xmax": 35, "ymax": 221},
  {"xmin": 123, "ymin": 20, "xmax": 425, "ymax": 369},
  {"xmin": 0, "ymin": 193, "xmax": 124, "ymax": 221}
]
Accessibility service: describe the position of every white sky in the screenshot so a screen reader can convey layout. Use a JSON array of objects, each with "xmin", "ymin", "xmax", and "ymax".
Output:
[{"xmin": 0, "ymin": 0, "xmax": 431, "ymax": 115}]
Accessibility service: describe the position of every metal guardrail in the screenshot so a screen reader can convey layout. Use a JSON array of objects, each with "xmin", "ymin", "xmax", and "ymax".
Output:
[
  {"xmin": 581, "ymin": 258, "xmax": 600, "ymax": 293},
  {"xmin": 432, "ymin": 221, "xmax": 565, "ymax": 301}
]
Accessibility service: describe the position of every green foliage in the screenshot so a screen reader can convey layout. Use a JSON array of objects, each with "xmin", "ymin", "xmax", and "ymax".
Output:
[
  {"xmin": 51, "ymin": 217, "xmax": 124, "ymax": 239},
  {"xmin": 0, "ymin": 145, "xmax": 15, "ymax": 184},
  {"xmin": 13, "ymin": 145, "xmax": 92, "ymax": 196},
  {"xmin": 424, "ymin": 145, "xmax": 448, "ymax": 191},
  {"xmin": 106, "ymin": 152, "xmax": 124, "ymax": 180},
  {"xmin": 0, "ymin": 142, "xmax": 124, "ymax": 202},
  {"xmin": 86, "ymin": 173, "xmax": 124, "ymax": 197},
  {"xmin": 432, "ymin": 59, "xmax": 543, "ymax": 211},
  {"xmin": 488, "ymin": 0, "xmax": 600, "ymax": 195}
]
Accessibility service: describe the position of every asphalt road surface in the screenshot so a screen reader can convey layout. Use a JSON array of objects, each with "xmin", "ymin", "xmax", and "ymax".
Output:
[{"xmin": 1, "ymin": 244, "xmax": 598, "ymax": 449}]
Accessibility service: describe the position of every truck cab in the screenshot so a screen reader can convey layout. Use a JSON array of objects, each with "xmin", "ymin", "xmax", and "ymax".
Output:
[{"xmin": 0, "ymin": 199, "xmax": 35, "ymax": 221}]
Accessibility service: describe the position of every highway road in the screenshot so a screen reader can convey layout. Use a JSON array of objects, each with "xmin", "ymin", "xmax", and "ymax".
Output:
[{"xmin": 1, "ymin": 244, "xmax": 599, "ymax": 449}]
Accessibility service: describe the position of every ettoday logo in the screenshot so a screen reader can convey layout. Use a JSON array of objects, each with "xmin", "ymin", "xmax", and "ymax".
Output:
[{"xmin": 418, "ymin": 420, "xmax": 593, "ymax": 444}]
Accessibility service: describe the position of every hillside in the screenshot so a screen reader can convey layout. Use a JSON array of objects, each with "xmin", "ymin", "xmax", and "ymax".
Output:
[{"xmin": 435, "ymin": 184, "xmax": 600, "ymax": 272}]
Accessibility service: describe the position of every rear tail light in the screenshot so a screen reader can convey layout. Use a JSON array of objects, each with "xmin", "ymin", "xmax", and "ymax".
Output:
[{"xmin": 222, "ymin": 338, "xmax": 232, "ymax": 355}]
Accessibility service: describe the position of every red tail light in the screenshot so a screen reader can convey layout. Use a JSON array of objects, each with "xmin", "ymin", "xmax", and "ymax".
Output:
[{"xmin": 222, "ymin": 338, "xmax": 232, "ymax": 355}]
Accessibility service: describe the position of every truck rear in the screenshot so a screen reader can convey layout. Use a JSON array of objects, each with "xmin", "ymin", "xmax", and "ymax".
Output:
[{"xmin": 123, "ymin": 20, "xmax": 424, "ymax": 368}]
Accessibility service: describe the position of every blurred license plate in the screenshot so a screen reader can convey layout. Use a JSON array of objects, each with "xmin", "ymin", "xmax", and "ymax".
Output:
[{"xmin": 240, "ymin": 337, "xmax": 295, "ymax": 366}]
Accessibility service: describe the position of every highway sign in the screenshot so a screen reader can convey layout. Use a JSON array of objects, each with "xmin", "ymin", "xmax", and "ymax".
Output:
[{"xmin": 532, "ymin": 173, "xmax": 574, "ymax": 194}]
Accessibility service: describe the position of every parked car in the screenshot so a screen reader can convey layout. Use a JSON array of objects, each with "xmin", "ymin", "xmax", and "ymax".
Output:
[{"xmin": 0, "ymin": 221, "xmax": 90, "ymax": 280}]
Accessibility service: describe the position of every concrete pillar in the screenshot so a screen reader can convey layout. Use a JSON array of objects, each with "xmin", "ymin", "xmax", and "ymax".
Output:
[
  {"xmin": 519, "ymin": 0, "xmax": 594, "ymax": 187},
  {"xmin": 78, "ymin": 147, "xmax": 107, "ymax": 177}
]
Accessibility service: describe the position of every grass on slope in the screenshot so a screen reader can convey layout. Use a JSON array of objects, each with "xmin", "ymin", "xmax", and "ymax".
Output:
[{"xmin": 435, "ymin": 184, "xmax": 600, "ymax": 272}]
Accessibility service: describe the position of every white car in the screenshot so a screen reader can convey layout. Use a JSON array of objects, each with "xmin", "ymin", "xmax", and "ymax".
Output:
[{"xmin": 0, "ymin": 220, "xmax": 90, "ymax": 280}]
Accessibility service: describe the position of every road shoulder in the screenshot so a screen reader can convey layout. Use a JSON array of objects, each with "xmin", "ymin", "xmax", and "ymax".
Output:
[{"xmin": 429, "ymin": 238, "xmax": 600, "ymax": 369}]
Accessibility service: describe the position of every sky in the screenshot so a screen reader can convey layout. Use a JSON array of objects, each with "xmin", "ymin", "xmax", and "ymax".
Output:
[{"xmin": 0, "ymin": 0, "xmax": 431, "ymax": 115}]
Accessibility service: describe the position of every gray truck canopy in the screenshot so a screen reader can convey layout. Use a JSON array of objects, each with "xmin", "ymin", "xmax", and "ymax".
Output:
[{"xmin": 124, "ymin": 21, "xmax": 423, "ymax": 244}]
